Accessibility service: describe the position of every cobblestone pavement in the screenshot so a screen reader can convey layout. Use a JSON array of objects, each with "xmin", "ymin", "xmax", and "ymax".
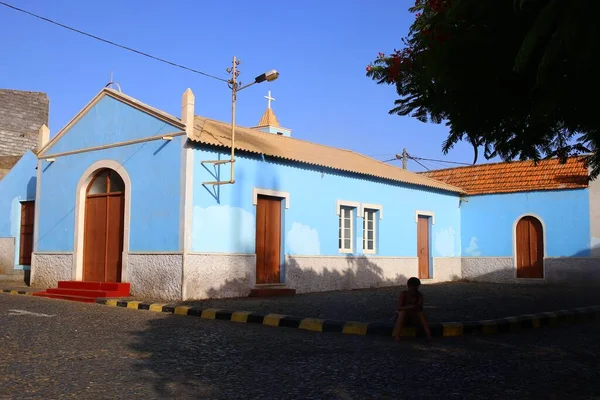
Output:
[
  {"xmin": 180, "ymin": 282, "xmax": 600, "ymax": 323},
  {"xmin": 2, "ymin": 294, "xmax": 600, "ymax": 399}
]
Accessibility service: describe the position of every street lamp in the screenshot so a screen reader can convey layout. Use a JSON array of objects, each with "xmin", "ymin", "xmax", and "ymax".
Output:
[{"xmin": 225, "ymin": 56, "xmax": 279, "ymax": 184}]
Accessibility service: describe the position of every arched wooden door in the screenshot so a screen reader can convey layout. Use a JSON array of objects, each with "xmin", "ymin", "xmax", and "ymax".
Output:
[
  {"xmin": 516, "ymin": 216, "xmax": 544, "ymax": 278},
  {"xmin": 83, "ymin": 169, "xmax": 125, "ymax": 282}
]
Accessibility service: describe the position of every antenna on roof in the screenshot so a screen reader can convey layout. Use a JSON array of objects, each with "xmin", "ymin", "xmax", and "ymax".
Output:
[{"xmin": 105, "ymin": 71, "xmax": 122, "ymax": 92}]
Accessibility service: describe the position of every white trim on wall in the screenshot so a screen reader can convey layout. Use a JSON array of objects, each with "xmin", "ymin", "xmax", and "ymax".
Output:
[
  {"xmin": 73, "ymin": 160, "xmax": 132, "ymax": 282},
  {"xmin": 512, "ymin": 213, "xmax": 547, "ymax": 280},
  {"xmin": 415, "ymin": 210, "xmax": 435, "ymax": 224},
  {"xmin": 30, "ymin": 158, "xmax": 43, "ymax": 285},
  {"xmin": 336, "ymin": 200, "xmax": 360, "ymax": 216},
  {"xmin": 361, "ymin": 203, "xmax": 383, "ymax": 219},
  {"xmin": 253, "ymin": 188, "xmax": 290, "ymax": 208},
  {"xmin": 32, "ymin": 159, "xmax": 43, "ymax": 252},
  {"xmin": 338, "ymin": 205, "xmax": 354, "ymax": 253},
  {"xmin": 362, "ymin": 208, "xmax": 377, "ymax": 254}
]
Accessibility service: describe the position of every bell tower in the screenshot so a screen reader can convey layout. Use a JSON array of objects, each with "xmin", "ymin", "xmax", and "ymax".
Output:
[{"xmin": 251, "ymin": 90, "xmax": 292, "ymax": 137}]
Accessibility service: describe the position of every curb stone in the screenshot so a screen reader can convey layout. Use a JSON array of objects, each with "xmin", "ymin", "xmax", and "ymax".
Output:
[
  {"xmin": 1, "ymin": 289, "xmax": 37, "ymax": 296},
  {"xmin": 3, "ymin": 289, "xmax": 600, "ymax": 338},
  {"xmin": 93, "ymin": 297, "xmax": 600, "ymax": 339}
]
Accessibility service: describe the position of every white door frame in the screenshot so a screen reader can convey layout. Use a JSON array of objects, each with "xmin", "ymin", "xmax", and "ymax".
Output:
[{"xmin": 72, "ymin": 160, "xmax": 132, "ymax": 282}]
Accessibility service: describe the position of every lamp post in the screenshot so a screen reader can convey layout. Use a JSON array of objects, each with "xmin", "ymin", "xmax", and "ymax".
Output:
[{"xmin": 226, "ymin": 56, "xmax": 279, "ymax": 183}]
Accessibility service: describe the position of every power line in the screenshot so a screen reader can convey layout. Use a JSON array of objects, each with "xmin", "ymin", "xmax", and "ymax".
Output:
[
  {"xmin": 379, "ymin": 153, "xmax": 467, "ymax": 170},
  {"xmin": 406, "ymin": 153, "xmax": 430, "ymax": 171},
  {"xmin": 410, "ymin": 156, "xmax": 471, "ymax": 166},
  {"xmin": 0, "ymin": 1, "xmax": 229, "ymax": 83}
]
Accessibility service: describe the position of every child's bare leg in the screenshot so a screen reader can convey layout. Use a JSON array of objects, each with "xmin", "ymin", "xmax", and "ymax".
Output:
[
  {"xmin": 394, "ymin": 311, "xmax": 406, "ymax": 341},
  {"xmin": 418, "ymin": 312, "xmax": 432, "ymax": 340}
]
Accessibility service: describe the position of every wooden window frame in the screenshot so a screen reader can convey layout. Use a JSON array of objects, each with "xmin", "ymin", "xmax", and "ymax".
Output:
[
  {"xmin": 338, "ymin": 205, "xmax": 355, "ymax": 253},
  {"xmin": 86, "ymin": 169, "xmax": 125, "ymax": 198},
  {"xmin": 362, "ymin": 208, "xmax": 377, "ymax": 254}
]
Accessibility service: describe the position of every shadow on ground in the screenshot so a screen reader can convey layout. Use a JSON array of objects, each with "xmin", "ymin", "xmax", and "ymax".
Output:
[
  {"xmin": 125, "ymin": 306, "xmax": 600, "ymax": 399},
  {"xmin": 183, "ymin": 270, "xmax": 600, "ymax": 324}
]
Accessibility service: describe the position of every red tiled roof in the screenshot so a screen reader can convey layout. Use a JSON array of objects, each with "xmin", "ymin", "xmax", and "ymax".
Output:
[{"xmin": 419, "ymin": 156, "xmax": 589, "ymax": 195}]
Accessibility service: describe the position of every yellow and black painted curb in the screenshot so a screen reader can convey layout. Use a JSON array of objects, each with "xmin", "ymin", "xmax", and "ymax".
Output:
[
  {"xmin": 2, "ymin": 289, "xmax": 36, "ymax": 296},
  {"xmin": 4, "ymin": 289, "xmax": 599, "ymax": 338},
  {"xmin": 93, "ymin": 297, "xmax": 600, "ymax": 339}
]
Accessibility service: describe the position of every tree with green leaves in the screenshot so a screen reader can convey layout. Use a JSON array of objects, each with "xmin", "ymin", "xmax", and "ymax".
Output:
[{"xmin": 366, "ymin": 0, "xmax": 600, "ymax": 178}]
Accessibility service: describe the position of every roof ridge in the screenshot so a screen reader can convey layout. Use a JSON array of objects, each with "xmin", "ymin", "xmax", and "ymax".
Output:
[
  {"xmin": 419, "ymin": 154, "xmax": 588, "ymax": 175},
  {"xmin": 197, "ymin": 115, "xmax": 372, "ymax": 152},
  {"xmin": 193, "ymin": 115, "xmax": 465, "ymax": 194}
]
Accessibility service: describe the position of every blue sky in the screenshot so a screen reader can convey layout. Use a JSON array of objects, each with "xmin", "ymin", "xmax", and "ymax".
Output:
[{"xmin": 0, "ymin": 0, "xmax": 495, "ymax": 172}]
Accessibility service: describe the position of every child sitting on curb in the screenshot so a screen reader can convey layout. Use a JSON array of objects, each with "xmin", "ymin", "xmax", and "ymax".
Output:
[{"xmin": 394, "ymin": 277, "xmax": 432, "ymax": 342}]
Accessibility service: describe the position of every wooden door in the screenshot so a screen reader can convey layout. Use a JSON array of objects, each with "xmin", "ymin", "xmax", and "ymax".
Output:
[
  {"xmin": 83, "ymin": 169, "xmax": 125, "ymax": 282},
  {"xmin": 417, "ymin": 215, "xmax": 430, "ymax": 279},
  {"xmin": 516, "ymin": 216, "xmax": 544, "ymax": 278},
  {"xmin": 19, "ymin": 201, "xmax": 35, "ymax": 266},
  {"xmin": 255, "ymin": 195, "xmax": 282, "ymax": 284}
]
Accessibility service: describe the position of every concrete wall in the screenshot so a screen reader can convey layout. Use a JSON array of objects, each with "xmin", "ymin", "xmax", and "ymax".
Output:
[
  {"xmin": 187, "ymin": 146, "xmax": 462, "ymax": 299},
  {"xmin": 588, "ymin": 170, "xmax": 600, "ymax": 256},
  {"xmin": 0, "ymin": 89, "xmax": 48, "ymax": 157},
  {"xmin": 32, "ymin": 94, "xmax": 184, "ymax": 295},
  {"xmin": 460, "ymin": 188, "xmax": 597, "ymax": 283},
  {"xmin": 0, "ymin": 151, "xmax": 37, "ymax": 273}
]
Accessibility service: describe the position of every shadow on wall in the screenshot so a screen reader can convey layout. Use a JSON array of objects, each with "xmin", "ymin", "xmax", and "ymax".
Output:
[
  {"xmin": 204, "ymin": 272, "xmax": 253, "ymax": 299},
  {"xmin": 186, "ymin": 255, "xmax": 418, "ymax": 301},
  {"xmin": 461, "ymin": 248, "xmax": 600, "ymax": 286},
  {"xmin": 26, "ymin": 176, "xmax": 36, "ymax": 199},
  {"xmin": 285, "ymin": 255, "xmax": 411, "ymax": 293}
]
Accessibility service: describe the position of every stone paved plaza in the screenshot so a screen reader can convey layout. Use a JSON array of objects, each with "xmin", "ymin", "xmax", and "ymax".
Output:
[
  {"xmin": 2, "ymin": 293, "xmax": 600, "ymax": 399},
  {"xmin": 178, "ymin": 281, "xmax": 600, "ymax": 323}
]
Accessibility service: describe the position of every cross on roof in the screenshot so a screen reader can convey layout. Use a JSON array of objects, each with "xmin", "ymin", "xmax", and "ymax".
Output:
[{"xmin": 264, "ymin": 90, "xmax": 275, "ymax": 109}]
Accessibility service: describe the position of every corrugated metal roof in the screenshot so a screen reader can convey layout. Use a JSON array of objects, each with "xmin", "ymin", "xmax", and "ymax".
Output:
[
  {"xmin": 189, "ymin": 116, "xmax": 465, "ymax": 194},
  {"xmin": 420, "ymin": 156, "xmax": 589, "ymax": 195}
]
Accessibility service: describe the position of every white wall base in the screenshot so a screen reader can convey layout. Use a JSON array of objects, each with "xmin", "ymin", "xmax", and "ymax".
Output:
[
  {"xmin": 462, "ymin": 257, "xmax": 600, "ymax": 285},
  {"xmin": 545, "ymin": 257, "xmax": 600, "ymax": 285},
  {"xmin": 430, "ymin": 257, "xmax": 462, "ymax": 283},
  {"xmin": 461, "ymin": 257, "xmax": 515, "ymax": 283},
  {"xmin": 127, "ymin": 253, "xmax": 183, "ymax": 301},
  {"xmin": 285, "ymin": 256, "xmax": 418, "ymax": 294},
  {"xmin": 31, "ymin": 252, "xmax": 73, "ymax": 288},
  {"xmin": 0, "ymin": 237, "xmax": 15, "ymax": 274},
  {"xmin": 184, "ymin": 253, "xmax": 255, "ymax": 300}
]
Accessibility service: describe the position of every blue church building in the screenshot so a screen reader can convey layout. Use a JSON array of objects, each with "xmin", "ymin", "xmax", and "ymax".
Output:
[{"xmin": 0, "ymin": 87, "xmax": 597, "ymax": 300}]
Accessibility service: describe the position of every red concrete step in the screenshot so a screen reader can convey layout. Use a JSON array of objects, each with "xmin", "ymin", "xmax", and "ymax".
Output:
[
  {"xmin": 32, "ymin": 291, "xmax": 97, "ymax": 303},
  {"xmin": 57, "ymin": 281, "xmax": 130, "ymax": 295},
  {"xmin": 45, "ymin": 288, "xmax": 126, "ymax": 298},
  {"xmin": 249, "ymin": 288, "xmax": 296, "ymax": 297}
]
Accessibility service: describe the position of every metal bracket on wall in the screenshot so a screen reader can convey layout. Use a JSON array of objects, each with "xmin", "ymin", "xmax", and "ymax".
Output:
[{"xmin": 201, "ymin": 159, "xmax": 234, "ymax": 186}]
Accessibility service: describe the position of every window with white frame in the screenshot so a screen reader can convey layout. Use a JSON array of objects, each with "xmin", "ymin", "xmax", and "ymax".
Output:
[
  {"xmin": 338, "ymin": 206, "xmax": 354, "ymax": 252},
  {"xmin": 363, "ymin": 208, "xmax": 377, "ymax": 253}
]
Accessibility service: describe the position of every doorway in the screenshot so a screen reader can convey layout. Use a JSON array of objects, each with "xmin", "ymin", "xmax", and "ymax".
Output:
[
  {"xmin": 82, "ymin": 169, "xmax": 125, "ymax": 282},
  {"xmin": 516, "ymin": 216, "xmax": 544, "ymax": 278},
  {"xmin": 255, "ymin": 195, "xmax": 282, "ymax": 284},
  {"xmin": 417, "ymin": 215, "xmax": 431, "ymax": 279},
  {"xmin": 19, "ymin": 200, "xmax": 35, "ymax": 266}
]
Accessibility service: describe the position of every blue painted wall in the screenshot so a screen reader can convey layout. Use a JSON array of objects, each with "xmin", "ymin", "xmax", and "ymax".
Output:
[
  {"xmin": 191, "ymin": 147, "xmax": 462, "ymax": 258},
  {"xmin": 44, "ymin": 94, "xmax": 182, "ymax": 155},
  {"xmin": 0, "ymin": 151, "xmax": 37, "ymax": 269},
  {"xmin": 36, "ymin": 100, "xmax": 183, "ymax": 252},
  {"xmin": 461, "ymin": 189, "xmax": 590, "ymax": 257}
]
